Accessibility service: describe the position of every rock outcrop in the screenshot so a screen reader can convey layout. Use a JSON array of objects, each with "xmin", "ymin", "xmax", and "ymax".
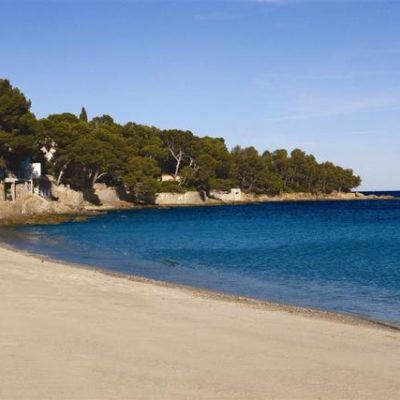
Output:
[
  {"xmin": 209, "ymin": 189, "xmax": 243, "ymax": 203},
  {"xmin": 154, "ymin": 190, "xmax": 394, "ymax": 206},
  {"xmin": 0, "ymin": 191, "xmax": 80, "ymax": 224},
  {"xmin": 92, "ymin": 183, "xmax": 132, "ymax": 209},
  {"xmin": 51, "ymin": 184, "xmax": 86, "ymax": 209}
]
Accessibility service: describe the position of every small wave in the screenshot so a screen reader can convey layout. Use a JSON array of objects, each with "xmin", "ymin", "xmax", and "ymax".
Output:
[{"xmin": 164, "ymin": 259, "xmax": 180, "ymax": 268}]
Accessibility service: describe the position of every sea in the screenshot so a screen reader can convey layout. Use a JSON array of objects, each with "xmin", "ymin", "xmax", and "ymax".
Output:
[{"xmin": 1, "ymin": 191, "xmax": 400, "ymax": 324}]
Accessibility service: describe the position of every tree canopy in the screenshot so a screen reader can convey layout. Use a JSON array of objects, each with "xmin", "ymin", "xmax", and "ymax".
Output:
[
  {"xmin": 0, "ymin": 79, "xmax": 38, "ymax": 169},
  {"xmin": 0, "ymin": 79, "xmax": 362, "ymax": 201}
]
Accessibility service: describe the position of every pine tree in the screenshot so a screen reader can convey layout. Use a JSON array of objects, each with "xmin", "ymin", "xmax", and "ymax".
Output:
[{"xmin": 79, "ymin": 107, "xmax": 88, "ymax": 122}]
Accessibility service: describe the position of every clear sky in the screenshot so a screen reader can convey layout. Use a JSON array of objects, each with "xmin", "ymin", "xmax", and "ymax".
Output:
[{"xmin": 1, "ymin": 0, "xmax": 399, "ymax": 190}]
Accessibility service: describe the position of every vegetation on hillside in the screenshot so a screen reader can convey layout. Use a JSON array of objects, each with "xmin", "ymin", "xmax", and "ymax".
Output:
[{"xmin": 0, "ymin": 79, "xmax": 361, "ymax": 202}]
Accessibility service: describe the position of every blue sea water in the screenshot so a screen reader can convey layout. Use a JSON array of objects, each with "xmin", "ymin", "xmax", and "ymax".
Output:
[{"xmin": 2, "ymin": 195, "xmax": 400, "ymax": 324}]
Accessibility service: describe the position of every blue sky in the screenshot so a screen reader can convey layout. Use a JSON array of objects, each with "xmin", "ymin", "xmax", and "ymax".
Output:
[{"xmin": 1, "ymin": 0, "xmax": 399, "ymax": 190}]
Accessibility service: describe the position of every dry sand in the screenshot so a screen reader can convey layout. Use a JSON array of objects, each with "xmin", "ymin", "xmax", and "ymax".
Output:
[{"xmin": 0, "ymin": 246, "xmax": 399, "ymax": 400}]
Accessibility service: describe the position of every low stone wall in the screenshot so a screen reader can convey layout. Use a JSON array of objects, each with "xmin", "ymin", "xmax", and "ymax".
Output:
[{"xmin": 155, "ymin": 191, "xmax": 206, "ymax": 206}]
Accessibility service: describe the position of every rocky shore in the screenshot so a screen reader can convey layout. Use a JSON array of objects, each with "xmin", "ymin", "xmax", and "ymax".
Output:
[
  {"xmin": 154, "ymin": 189, "xmax": 394, "ymax": 206},
  {"xmin": 0, "ymin": 183, "xmax": 133, "ymax": 225},
  {"xmin": 0, "ymin": 183, "xmax": 394, "ymax": 225}
]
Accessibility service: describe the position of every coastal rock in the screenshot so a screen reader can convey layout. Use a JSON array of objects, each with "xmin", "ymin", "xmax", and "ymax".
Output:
[
  {"xmin": 94, "ymin": 183, "xmax": 120, "ymax": 205},
  {"xmin": 51, "ymin": 184, "xmax": 85, "ymax": 209},
  {"xmin": 209, "ymin": 189, "xmax": 243, "ymax": 203},
  {"xmin": 93, "ymin": 183, "xmax": 131, "ymax": 209},
  {"xmin": 152, "ymin": 190, "xmax": 394, "ymax": 207},
  {"xmin": 0, "ymin": 192, "xmax": 72, "ymax": 222}
]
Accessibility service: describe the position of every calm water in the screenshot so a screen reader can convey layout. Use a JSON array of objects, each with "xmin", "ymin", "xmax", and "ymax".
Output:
[{"xmin": 2, "ymin": 196, "xmax": 400, "ymax": 323}]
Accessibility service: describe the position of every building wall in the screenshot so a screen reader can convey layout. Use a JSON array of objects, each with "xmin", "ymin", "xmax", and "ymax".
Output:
[{"xmin": 15, "ymin": 182, "xmax": 31, "ymax": 199}]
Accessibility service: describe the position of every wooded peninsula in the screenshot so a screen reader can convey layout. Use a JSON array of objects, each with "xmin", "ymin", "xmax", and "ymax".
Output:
[{"xmin": 0, "ymin": 79, "xmax": 361, "ymax": 204}]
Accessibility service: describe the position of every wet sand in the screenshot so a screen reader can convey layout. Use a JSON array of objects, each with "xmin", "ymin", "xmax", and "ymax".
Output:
[{"xmin": 0, "ymin": 246, "xmax": 399, "ymax": 399}]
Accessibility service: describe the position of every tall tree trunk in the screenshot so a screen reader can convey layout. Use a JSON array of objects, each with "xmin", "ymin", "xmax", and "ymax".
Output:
[
  {"xmin": 57, "ymin": 161, "xmax": 70, "ymax": 186},
  {"xmin": 172, "ymin": 150, "xmax": 183, "ymax": 180},
  {"xmin": 174, "ymin": 157, "xmax": 181, "ymax": 180}
]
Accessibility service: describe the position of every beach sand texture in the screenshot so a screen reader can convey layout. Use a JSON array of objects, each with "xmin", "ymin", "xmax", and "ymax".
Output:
[{"xmin": 0, "ymin": 246, "xmax": 399, "ymax": 399}]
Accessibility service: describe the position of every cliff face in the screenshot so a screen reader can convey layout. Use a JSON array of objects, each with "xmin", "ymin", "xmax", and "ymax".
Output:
[
  {"xmin": 51, "ymin": 183, "xmax": 130, "ymax": 210},
  {"xmin": 92, "ymin": 184, "xmax": 132, "ymax": 209}
]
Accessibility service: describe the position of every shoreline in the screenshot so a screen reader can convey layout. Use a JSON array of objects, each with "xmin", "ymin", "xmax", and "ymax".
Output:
[
  {"xmin": 0, "ymin": 190, "xmax": 396, "ymax": 226},
  {"xmin": 1, "ymin": 241, "xmax": 399, "ymax": 333},
  {"xmin": 1, "ymin": 243, "xmax": 399, "ymax": 399}
]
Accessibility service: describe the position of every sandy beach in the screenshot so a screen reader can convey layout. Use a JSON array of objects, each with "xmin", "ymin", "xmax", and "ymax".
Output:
[{"xmin": 0, "ymin": 246, "xmax": 399, "ymax": 399}]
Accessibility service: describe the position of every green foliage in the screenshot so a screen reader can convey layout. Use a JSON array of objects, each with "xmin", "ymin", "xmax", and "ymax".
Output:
[
  {"xmin": 0, "ymin": 79, "xmax": 37, "ymax": 167},
  {"xmin": 209, "ymin": 178, "xmax": 234, "ymax": 191},
  {"xmin": 0, "ymin": 79, "xmax": 362, "ymax": 201},
  {"xmin": 231, "ymin": 146, "xmax": 268, "ymax": 193},
  {"xmin": 158, "ymin": 181, "xmax": 186, "ymax": 193},
  {"xmin": 0, "ymin": 79, "xmax": 35, "ymax": 133},
  {"xmin": 47, "ymin": 113, "xmax": 79, "ymax": 124},
  {"xmin": 91, "ymin": 114, "xmax": 115, "ymax": 127},
  {"xmin": 121, "ymin": 156, "xmax": 160, "ymax": 201}
]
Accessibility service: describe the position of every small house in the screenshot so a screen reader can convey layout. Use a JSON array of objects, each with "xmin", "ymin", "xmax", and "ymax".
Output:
[
  {"xmin": 2, "ymin": 159, "xmax": 51, "ymax": 201},
  {"xmin": 161, "ymin": 174, "xmax": 181, "ymax": 182}
]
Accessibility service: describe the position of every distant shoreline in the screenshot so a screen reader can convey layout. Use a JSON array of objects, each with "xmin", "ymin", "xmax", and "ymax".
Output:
[{"xmin": 0, "ymin": 190, "xmax": 396, "ymax": 226}]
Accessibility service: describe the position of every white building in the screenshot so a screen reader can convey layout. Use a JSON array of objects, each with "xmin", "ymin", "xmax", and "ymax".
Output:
[{"xmin": 3, "ymin": 161, "xmax": 49, "ymax": 201}]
